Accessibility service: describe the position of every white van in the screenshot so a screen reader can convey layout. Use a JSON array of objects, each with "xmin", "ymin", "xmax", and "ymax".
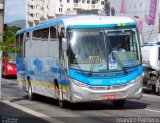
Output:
[{"xmin": 141, "ymin": 42, "xmax": 160, "ymax": 95}]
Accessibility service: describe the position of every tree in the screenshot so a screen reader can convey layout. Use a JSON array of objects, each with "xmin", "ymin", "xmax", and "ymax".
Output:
[{"xmin": 0, "ymin": 26, "xmax": 20, "ymax": 59}]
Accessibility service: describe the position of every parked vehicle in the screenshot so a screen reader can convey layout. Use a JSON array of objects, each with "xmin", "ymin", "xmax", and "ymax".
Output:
[
  {"xmin": 2, "ymin": 52, "xmax": 17, "ymax": 78},
  {"xmin": 141, "ymin": 41, "xmax": 160, "ymax": 95}
]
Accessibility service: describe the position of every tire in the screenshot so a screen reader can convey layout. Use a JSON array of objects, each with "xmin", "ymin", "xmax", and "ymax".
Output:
[
  {"xmin": 156, "ymin": 78, "xmax": 160, "ymax": 96},
  {"xmin": 3, "ymin": 74, "xmax": 7, "ymax": 79},
  {"xmin": 28, "ymin": 81, "xmax": 34, "ymax": 101},
  {"xmin": 152, "ymin": 86, "xmax": 156, "ymax": 93},
  {"xmin": 112, "ymin": 100, "xmax": 125, "ymax": 108},
  {"xmin": 158, "ymin": 90, "xmax": 160, "ymax": 96}
]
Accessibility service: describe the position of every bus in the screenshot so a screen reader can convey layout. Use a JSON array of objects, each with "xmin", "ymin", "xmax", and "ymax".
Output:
[
  {"xmin": 2, "ymin": 52, "xmax": 16, "ymax": 78},
  {"xmin": 16, "ymin": 15, "xmax": 143, "ymax": 108}
]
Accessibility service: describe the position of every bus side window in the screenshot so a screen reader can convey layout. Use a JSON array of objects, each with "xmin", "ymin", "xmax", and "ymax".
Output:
[
  {"xmin": 24, "ymin": 32, "xmax": 29, "ymax": 39},
  {"xmin": 50, "ymin": 27, "xmax": 58, "ymax": 39},
  {"xmin": 33, "ymin": 30, "xmax": 41, "ymax": 39},
  {"xmin": 33, "ymin": 28, "xmax": 49, "ymax": 40},
  {"xmin": 41, "ymin": 28, "xmax": 49, "ymax": 39}
]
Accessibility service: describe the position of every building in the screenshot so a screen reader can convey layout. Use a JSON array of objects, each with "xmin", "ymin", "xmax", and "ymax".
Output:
[
  {"xmin": 107, "ymin": 0, "xmax": 160, "ymax": 42},
  {"xmin": 26, "ymin": 0, "xmax": 105, "ymax": 27},
  {"xmin": 0, "ymin": 0, "xmax": 4, "ymax": 41}
]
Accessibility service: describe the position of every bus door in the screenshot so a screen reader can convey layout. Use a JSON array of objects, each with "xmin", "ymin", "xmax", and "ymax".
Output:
[
  {"xmin": 21, "ymin": 33, "xmax": 30, "ymax": 90},
  {"xmin": 59, "ymin": 31, "xmax": 69, "ymax": 100}
]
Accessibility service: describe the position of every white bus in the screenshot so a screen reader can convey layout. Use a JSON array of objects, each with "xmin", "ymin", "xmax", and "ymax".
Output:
[{"xmin": 16, "ymin": 15, "xmax": 143, "ymax": 108}]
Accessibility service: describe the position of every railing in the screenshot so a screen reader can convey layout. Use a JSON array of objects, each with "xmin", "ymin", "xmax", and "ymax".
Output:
[
  {"xmin": 73, "ymin": 3, "xmax": 81, "ymax": 7},
  {"xmin": 28, "ymin": 1, "xmax": 36, "ymax": 6},
  {"xmin": 92, "ymin": 4, "xmax": 96, "ymax": 8},
  {"xmin": 92, "ymin": 4, "xmax": 100, "ymax": 9}
]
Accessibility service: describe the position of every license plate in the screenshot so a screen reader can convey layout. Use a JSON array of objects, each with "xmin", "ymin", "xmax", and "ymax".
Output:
[{"xmin": 103, "ymin": 94, "xmax": 115, "ymax": 100}]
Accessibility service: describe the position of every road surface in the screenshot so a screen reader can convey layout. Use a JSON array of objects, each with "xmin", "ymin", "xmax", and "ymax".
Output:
[{"xmin": 1, "ymin": 78, "xmax": 160, "ymax": 123}]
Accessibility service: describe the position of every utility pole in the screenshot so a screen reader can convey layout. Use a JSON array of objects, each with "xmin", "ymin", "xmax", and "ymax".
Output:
[{"xmin": 0, "ymin": 0, "xmax": 4, "ymax": 100}]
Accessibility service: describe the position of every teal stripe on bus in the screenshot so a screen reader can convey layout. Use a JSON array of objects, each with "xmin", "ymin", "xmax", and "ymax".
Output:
[{"xmin": 66, "ymin": 23, "xmax": 136, "ymax": 29}]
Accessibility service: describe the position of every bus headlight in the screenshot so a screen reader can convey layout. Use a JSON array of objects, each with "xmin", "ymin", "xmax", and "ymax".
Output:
[
  {"xmin": 130, "ymin": 75, "xmax": 142, "ymax": 84},
  {"xmin": 69, "ymin": 78, "xmax": 89, "ymax": 87}
]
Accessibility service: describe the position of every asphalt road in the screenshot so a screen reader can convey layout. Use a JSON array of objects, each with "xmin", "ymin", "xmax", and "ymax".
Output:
[
  {"xmin": 0, "ymin": 102, "xmax": 50, "ymax": 123},
  {"xmin": 1, "ymin": 78, "xmax": 160, "ymax": 123}
]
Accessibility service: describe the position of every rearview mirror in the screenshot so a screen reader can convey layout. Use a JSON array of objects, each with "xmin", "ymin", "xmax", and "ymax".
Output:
[{"xmin": 62, "ymin": 38, "xmax": 68, "ymax": 51}]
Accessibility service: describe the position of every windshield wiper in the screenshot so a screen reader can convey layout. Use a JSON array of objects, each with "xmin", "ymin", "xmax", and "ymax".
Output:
[
  {"xmin": 88, "ymin": 49, "xmax": 99, "ymax": 77},
  {"xmin": 106, "ymin": 36, "xmax": 128, "ymax": 75}
]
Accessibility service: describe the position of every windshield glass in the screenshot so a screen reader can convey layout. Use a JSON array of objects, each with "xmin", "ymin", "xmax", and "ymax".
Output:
[
  {"xmin": 68, "ymin": 26, "xmax": 141, "ymax": 72},
  {"xmin": 8, "ymin": 52, "xmax": 16, "ymax": 65}
]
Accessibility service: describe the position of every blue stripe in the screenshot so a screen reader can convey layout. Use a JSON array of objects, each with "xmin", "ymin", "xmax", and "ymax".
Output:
[
  {"xmin": 66, "ymin": 23, "xmax": 136, "ymax": 29},
  {"xmin": 68, "ymin": 65, "xmax": 142, "ymax": 86}
]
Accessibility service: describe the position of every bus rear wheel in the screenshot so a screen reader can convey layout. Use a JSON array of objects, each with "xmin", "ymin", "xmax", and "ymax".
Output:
[{"xmin": 112, "ymin": 100, "xmax": 125, "ymax": 108}]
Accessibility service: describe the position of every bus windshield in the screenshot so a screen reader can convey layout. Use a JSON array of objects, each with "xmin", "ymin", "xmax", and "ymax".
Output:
[{"xmin": 68, "ymin": 27, "xmax": 141, "ymax": 72}]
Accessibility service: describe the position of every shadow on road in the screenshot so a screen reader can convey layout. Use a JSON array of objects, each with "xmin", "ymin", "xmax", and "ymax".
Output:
[
  {"xmin": 67, "ymin": 100, "xmax": 148, "ymax": 111},
  {"xmin": 2, "ymin": 76, "xmax": 17, "ymax": 79},
  {"xmin": 25, "ymin": 94, "xmax": 149, "ymax": 111},
  {"xmin": 143, "ymin": 87, "xmax": 156, "ymax": 95},
  {"xmin": 10, "ymin": 95, "xmax": 29, "ymax": 102}
]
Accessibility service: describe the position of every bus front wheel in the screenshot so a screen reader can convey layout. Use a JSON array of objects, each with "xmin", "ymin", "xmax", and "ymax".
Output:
[
  {"xmin": 55, "ymin": 85, "xmax": 65, "ymax": 108},
  {"xmin": 112, "ymin": 100, "xmax": 125, "ymax": 108},
  {"xmin": 28, "ymin": 82, "xmax": 34, "ymax": 101}
]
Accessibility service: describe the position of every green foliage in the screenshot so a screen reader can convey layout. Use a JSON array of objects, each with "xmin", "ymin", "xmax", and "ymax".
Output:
[
  {"xmin": 0, "ymin": 26, "xmax": 20, "ymax": 53},
  {"xmin": 0, "ymin": 26, "xmax": 20, "ymax": 60}
]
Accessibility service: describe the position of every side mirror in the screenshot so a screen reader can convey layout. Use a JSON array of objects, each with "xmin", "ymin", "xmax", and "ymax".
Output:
[
  {"xmin": 139, "ymin": 34, "xmax": 144, "ymax": 47},
  {"xmin": 62, "ymin": 38, "xmax": 68, "ymax": 51}
]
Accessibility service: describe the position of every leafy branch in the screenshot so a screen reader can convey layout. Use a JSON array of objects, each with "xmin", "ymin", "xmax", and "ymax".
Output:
[{"xmin": 0, "ymin": 26, "xmax": 21, "ymax": 59}]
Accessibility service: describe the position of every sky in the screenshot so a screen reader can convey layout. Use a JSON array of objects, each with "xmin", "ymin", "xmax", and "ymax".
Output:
[{"xmin": 4, "ymin": 0, "xmax": 26, "ymax": 23}]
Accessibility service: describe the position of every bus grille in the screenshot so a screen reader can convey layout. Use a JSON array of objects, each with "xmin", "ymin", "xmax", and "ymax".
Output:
[{"xmin": 88, "ymin": 84, "xmax": 128, "ymax": 91}]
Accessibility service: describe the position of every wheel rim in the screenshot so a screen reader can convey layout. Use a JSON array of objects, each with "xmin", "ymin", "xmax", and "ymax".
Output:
[
  {"xmin": 58, "ymin": 89, "xmax": 64, "ymax": 107},
  {"xmin": 29, "ymin": 85, "xmax": 32, "ymax": 99},
  {"xmin": 59, "ymin": 89, "xmax": 63, "ymax": 101},
  {"xmin": 55, "ymin": 86, "xmax": 59, "ymax": 99},
  {"xmin": 156, "ymin": 78, "xmax": 160, "ymax": 93}
]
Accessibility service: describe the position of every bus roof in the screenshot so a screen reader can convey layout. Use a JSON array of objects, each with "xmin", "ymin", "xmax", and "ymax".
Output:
[{"xmin": 16, "ymin": 15, "xmax": 136, "ymax": 35}]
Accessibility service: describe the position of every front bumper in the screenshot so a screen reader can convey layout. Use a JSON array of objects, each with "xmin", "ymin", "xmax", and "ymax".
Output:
[{"xmin": 70, "ymin": 75, "xmax": 143, "ymax": 103}]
